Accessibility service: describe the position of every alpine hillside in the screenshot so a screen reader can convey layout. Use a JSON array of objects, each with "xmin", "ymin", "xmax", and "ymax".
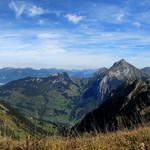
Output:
[
  {"xmin": 0, "ymin": 101, "xmax": 47, "ymax": 139},
  {"xmin": 0, "ymin": 72, "xmax": 89, "ymax": 125}
]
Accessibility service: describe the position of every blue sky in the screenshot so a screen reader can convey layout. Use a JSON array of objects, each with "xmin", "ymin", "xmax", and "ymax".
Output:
[{"xmin": 0, "ymin": 0, "xmax": 150, "ymax": 69}]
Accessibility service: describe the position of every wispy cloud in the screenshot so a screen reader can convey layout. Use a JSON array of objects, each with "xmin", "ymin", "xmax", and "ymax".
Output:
[
  {"xmin": 0, "ymin": 28, "xmax": 150, "ymax": 69},
  {"xmin": 2, "ymin": 0, "xmax": 150, "ymax": 68},
  {"xmin": 27, "ymin": 5, "xmax": 44, "ymax": 17},
  {"xmin": 83, "ymin": 4, "xmax": 127, "ymax": 24},
  {"xmin": 38, "ymin": 19, "xmax": 45, "ymax": 25},
  {"xmin": 9, "ymin": 1, "xmax": 25, "ymax": 17},
  {"xmin": 9, "ymin": 1, "xmax": 45, "ymax": 18},
  {"xmin": 65, "ymin": 14, "xmax": 83, "ymax": 24},
  {"xmin": 37, "ymin": 33, "xmax": 61, "ymax": 39},
  {"xmin": 133, "ymin": 22, "xmax": 141, "ymax": 27},
  {"xmin": 117, "ymin": 13, "xmax": 124, "ymax": 21}
]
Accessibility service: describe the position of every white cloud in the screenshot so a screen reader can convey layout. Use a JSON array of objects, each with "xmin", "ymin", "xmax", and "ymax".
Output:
[
  {"xmin": 84, "ymin": 4, "xmax": 127, "ymax": 24},
  {"xmin": 65, "ymin": 14, "xmax": 83, "ymax": 24},
  {"xmin": 37, "ymin": 33, "xmax": 60, "ymax": 39},
  {"xmin": 9, "ymin": 1, "xmax": 25, "ymax": 17},
  {"xmin": 27, "ymin": 5, "xmax": 44, "ymax": 17},
  {"xmin": 133, "ymin": 22, "xmax": 141, "ymax": 27},
  {"xmin": 9, "ymin": 1, "xmax": 45, "ymax": 18},
  {"xmin": 117, "ymin": 13, "xmax": 124, "ymax": 21},
  {"xmin": 1, "ymin": 28, "xmax": 150, "ymax": 69},
  {"xmin": 38, "ymin": 19, "xmax": 45, "ymax": 25}
]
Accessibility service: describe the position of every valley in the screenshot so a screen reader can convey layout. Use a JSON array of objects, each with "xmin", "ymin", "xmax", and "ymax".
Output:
[{"xmin": 0, "ymin": 59, "xmax": 149, "ymax": 135}]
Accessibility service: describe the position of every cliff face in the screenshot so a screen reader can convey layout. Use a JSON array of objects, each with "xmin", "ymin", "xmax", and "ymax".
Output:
[{"xmin": 72, "ymin": 79, "xmax": 150, "ymax": 134}]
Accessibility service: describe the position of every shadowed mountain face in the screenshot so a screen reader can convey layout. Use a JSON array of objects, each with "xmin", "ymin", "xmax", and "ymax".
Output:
[
  {"xmin": 72, "ymin": 80, "xmax": 150, "ymax": 134},
  {"xmin": 84, "ymin": 59, "xmax": 149, "ymax": 105},
  {"xmin": 141, "ymin": 67, "xmax": 150, "ymax": 75}
]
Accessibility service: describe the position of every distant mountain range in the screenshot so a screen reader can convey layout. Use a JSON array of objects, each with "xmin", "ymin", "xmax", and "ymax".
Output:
[
  {"xmin": 0, "ymin": 59, "xmax": 149, "ymax": 133},
  {"xmin": 0, "ymin": 67, "xmax": 98, "ymax": 84},
  {"xmin": 141, "ymin": 67, "xmax": 150, "ymax": 75},
  {"xmin": 72, "ymin": 79, "xmax": 150, "ymax": 134},
  {"xmin": 0, "ymin": 65, "xmax": 149, "ymax": 84}
]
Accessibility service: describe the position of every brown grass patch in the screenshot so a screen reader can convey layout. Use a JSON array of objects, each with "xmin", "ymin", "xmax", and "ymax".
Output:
[{"xmin": 0, "ymin": 126, "xmax": 149, "ymax": 150}]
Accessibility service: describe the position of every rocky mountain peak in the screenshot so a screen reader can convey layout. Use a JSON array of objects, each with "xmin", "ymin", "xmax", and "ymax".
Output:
[
  {"xmin": 84, "ymin": 59, "xmax": 149, "ymax": 105},
  {"xmin": 107, "ymin": 59, "xmax": 149, "ymax": 80},
  {"xmin": 111, "ymin": 59, "xmax": 129, "ymax": 68}
]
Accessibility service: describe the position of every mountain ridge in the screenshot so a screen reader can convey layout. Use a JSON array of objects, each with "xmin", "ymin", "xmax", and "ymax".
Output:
[{"xmin": 0, "ymin": 67, "xmax": 98, "ymax": 84}]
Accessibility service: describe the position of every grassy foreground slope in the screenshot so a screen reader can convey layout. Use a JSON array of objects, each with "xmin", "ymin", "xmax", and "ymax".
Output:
[{"xmin": 0, "ymin": 126, "xmax": 149, "ymax": 150}]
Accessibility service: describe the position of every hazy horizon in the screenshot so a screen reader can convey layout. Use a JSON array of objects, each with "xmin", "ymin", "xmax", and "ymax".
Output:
[{"xmin": 0, "ymin": 59, "xmax": 149, "ymax": 70}]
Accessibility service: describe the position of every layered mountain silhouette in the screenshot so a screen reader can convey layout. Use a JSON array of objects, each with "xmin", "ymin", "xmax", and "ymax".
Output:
[
  {"xmin": 84, "ymin": 59, "xmax": 149, "ymax": 104},
  {"xmin": 72, "ymin": 79, "xmax": 150, "ymax": 134},
  {"xmin": 0, "ymin": 67, "xmax": 98, "ymax": 84}
]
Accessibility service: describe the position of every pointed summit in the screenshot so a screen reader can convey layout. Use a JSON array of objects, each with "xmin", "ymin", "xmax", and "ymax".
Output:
[
  {"xmin": 119, "ymin": 58, "xmax": 126, "ymax": 62},
  {"xmin": 109, "ymin": 59, "xmax": 140, "ymax": 76},
  {"xmin": 118, "ymin": 58, "xmax": 127, "ymax": 64},
  {"xmin": 118, "ymin": 58, "xmax": 126, "ymax": 63},
  {"xmin": 109, "ymin": 59, "xmax": 149, "ymax": 81},
  {"xmin": 112, "ymin": 59, "xmax": 128, "ymax": 67}
]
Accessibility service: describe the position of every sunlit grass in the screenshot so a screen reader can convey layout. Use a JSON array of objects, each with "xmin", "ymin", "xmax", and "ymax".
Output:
[{"xmin": 0, "ymin": 126, "xmax": 149, "ymax": 150}]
